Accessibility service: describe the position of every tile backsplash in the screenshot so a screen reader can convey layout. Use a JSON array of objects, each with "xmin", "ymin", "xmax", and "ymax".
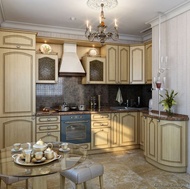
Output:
[{"xmin": 36, "ymin": 77, "xmax": 152, "ymax": 110}]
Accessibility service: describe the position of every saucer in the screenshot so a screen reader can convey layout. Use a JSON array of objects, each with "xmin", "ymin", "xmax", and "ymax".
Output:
[
  {"xmin": 11, "ymin": 148, "xmax": 23, "ymax": 153},
  {"xmin": 59, "ymin": 148, "xmax": 70, "ymax": 153}
]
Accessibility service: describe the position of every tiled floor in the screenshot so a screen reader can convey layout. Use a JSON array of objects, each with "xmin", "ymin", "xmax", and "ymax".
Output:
[{"xmin": 2, "ymin": 149, "xmax": 190, "ymax": 189}]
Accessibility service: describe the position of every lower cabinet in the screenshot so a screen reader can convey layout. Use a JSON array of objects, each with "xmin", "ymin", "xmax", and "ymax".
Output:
[
  {"xmin": 110, "ymin": 112, "xmax": 139, "ymax": 147},
  {"xmin": 144, "ymin": 117, "xmax": 187, "ymax": 172},
  {"xmin": 36, "ymin": 116, "xmax": 60, "ymax": 143},
  {"xmin": 91, "ymin": 113, "xmax": 111, "ymax": 149},
  {"xmin": 0, "ymin": 116, "xmax": 35, "ymax": 149},
  {"xmin": 139, "ymin": 112, "xmax": 145, "ymax": 150}
]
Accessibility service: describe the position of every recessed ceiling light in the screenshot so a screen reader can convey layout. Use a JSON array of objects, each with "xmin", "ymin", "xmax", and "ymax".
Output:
[{"xmin": 70, "ymin": 17, "xmax": 76, "ymax": 21}]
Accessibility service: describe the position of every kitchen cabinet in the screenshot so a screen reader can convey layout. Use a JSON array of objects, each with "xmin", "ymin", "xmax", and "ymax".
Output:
[
  {"xmin": 36, "ymin": 54, "xmax": 58, "ymax": 83},
  {"xmin": 139, "ymin": 112, "xmax": 145, "ymax": 150},
  {"xmin": 81, "ymin": 56, "xmax": 106, "ymax": 84},
  {"xmin": 101, "ymin": 45, "xmax": 130, "ymax": 84},
  {"xmin": 110, "ymin": 112, "xmax": 139, "ymax": 147},
  {"xmin": 0, "ymin": 29, "xmax": 36, "ymax": 117},
  {"xmin": 130, "ymin": 45, "xmax": 145, "ymax": 84},
  {"xmin": 0, "ymin": 116, "xmax": 35, "ymax": 149},
  {"xmin": 36, "ymin": 116, "xmax": 60, "ymax": 143},
  {"xmin": 91, "ymin": 113, "xmax": 111, "ymax": 149},
  {"xmin": 145, "ymin": 42, "xmax": 152, "ymax": 84},
  {"xmin": 119, "ymin": 112, "xmax": 138, "ymax": 146},
  {"xmin": 144, "ymin": 117, "xmax": 187, "ymax": 172},
  {"xmin": 0, "ymin": 29, "xmax": 36, "ymax": 50}
]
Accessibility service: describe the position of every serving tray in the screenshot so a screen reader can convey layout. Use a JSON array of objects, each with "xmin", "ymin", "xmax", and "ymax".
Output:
[{"xmin": 12, "ymin": 152, "xmax": 61, "ymax": 166}]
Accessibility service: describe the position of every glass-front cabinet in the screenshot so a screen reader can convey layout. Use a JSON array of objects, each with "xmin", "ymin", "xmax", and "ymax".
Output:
[
  {"xmin": 82, "ymin": 56, "xmax": 106, "ymax": 84},
  {"xmin": 36, "ymin": 54, "xmax": 58, "ymax": 83}
]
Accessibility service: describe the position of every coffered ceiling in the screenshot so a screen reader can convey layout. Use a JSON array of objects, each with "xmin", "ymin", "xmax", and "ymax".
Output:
[{"xmin": 0, "ymin": 0, "xmax": 189, "ymax": 39}]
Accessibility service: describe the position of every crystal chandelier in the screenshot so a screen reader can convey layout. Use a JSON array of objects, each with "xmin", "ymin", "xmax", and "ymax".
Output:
[{"xmin": 85, "ymin": 1, "xmax": 119, "ymax": 44}]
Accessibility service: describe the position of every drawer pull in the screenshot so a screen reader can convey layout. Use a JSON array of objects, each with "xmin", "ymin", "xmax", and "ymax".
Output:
[
  {"xmin": 16, "ymin": 45, "xmax": 21, "ymax": 48},
  {"xmin": 47, "ymin": 118, "xmax": 51, "ymax": 121},
  {"xmin": 47, "ymin": 132, "xmax": 51, "ymax": 136}
]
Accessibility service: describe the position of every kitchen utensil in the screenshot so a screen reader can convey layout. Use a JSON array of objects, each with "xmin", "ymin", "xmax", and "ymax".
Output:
[{"xmin": 78, "ymin": 105, "xmax": 86, "ymax": 111}]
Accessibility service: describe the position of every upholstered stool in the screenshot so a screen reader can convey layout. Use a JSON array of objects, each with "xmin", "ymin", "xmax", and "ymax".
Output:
[
  {"xmin": 60, "ymin": 159, "xmax": 104, "ymax": 189},
  {"xmin": 0, "ymin": 175, "xmax": 29, "ymax": 189}
]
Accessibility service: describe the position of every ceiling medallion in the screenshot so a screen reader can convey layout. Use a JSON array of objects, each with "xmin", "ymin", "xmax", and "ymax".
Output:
[
  {"xmin": 87, "ymin": 0, "xmax": 118, "ymax": 9},
  {"xmin": 85, "ymin": 1, "xmax": 119, "ymax": 44}
]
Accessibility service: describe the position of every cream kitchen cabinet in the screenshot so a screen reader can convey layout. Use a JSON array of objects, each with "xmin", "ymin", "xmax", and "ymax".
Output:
[
  {"xmin": 0, "ymin": 29, "xmax": 36, "ymax": 50},
  {"xmin": 139, "ymin": 112, "xmax": 145, "ymax": 150},
  {"xmin": 0, "ymin": 116, "xmax": 35, "ymax": 149},
  {"xmin": 82, "ymin": 56, "xmax": 106, "ymax": 84},
  {"xmin": 145, "ymin": 42, "xmax": 152, "ymax": 84},
  {"xmin": 101, "ymin": 45, "xmax": 130, "ymax": 84},
  {"xmin": 144, "ymin": 117, "xmax": 187, "ymax": 172},
  {"xmin": 111, "ymin": 112, "xmax": 139, "ymax": 147},
  {"xmin": 36, "ymin": 54, "xmax": 58, "ymax": 83},
  {"xmin": 36, "ymin": 116, "xmax": 60, "ymax": 143},
  {"xmin": 130, "ymin": 45, "xmax": 145, "ymax": 84},
  {"xmin": 0, "ymin": 29, "xmax": 36, "ymax": 117},
  {"xmin": 91, "ymin": 113, "xmax": 111, "ymax": 149}
]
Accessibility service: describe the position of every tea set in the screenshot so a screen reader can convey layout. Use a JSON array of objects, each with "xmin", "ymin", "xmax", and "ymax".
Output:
[{"xmin": 12, "ymin": 139, "xmax": 69, "ymax": 164}]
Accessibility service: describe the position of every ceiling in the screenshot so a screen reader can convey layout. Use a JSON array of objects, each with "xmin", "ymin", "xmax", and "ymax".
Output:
[{"xmin": 0, "ymin": 0, "xmax": 189, "ymax": 39}]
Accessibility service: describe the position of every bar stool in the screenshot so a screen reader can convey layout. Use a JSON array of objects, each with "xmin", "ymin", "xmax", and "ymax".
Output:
[{"xmin": 60, "ymin": 159, "xmax": 104, "ymax": 189}]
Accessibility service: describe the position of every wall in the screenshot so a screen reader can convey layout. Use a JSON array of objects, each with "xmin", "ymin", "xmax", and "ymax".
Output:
[
  {"xmin": 36, "ymin": 77, "xmax": 152, "ymax": 110},
  {"xmin": 151, "ymin": 6, "xmax": 190, "ymax": 173}
]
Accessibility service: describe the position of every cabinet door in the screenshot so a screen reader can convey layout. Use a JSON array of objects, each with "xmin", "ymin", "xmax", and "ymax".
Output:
[
  {"xmin": 105, "ymin": 45, "xmax": 118, "ymax": 84},
  {"xmin": 0, "ymin": 116, "xmax": 35, "ymax": 148},
  {"xmin": 82, "ymin": 57, "xmax": 106, "ymax": 84},
  {"xmin": 145, "ymin": 43, "xmax": 152, "ymax": 84},
  {"xmin": 139, "ymin": 112, "xmax": 145, "ymax": 150},
  {"xmin": 36, "ymin": 132, "xmax": 60, "ymax": 143},
  {"xmin": 91, "ymin": 128, "xmax": 111, "ymax": 149},
  {"xmin": 130, "ymin": 46, "xmax": 145, "ymax": 84},
  {"xmin": 157, "ymin": 120, "xmax": 187, "ymax": 167},
  {"xmin": 0, "ymin": 49, "xmax": 35, "ymax": 117},
  {"xmin": 0, "ymin": 30, "xmax": 36, "ymax": 50},
  {"xmin": 119, "ymin": 112, "xmax": 138, "ymax": 146},
  {"xmin": 36, "ymin": 54, "xmax": 58, "ymax": 83},
  {"xmin": 111, "ymin": 113, "xmax": 120, "ymax": 147},
  {"xmin": 118, "ymin": 46, "xmax": 130, "ymax": 84},
  {"xmin": 145, "ymin": 118, "xmax": 158, "ymax": 161}
]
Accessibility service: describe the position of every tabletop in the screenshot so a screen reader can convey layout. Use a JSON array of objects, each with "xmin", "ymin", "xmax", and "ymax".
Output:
[{"xmin": 0, "ymin": 142, "xmax": 87, "ymax": 178}]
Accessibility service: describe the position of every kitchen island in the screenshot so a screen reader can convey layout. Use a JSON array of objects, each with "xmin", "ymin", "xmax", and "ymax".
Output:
[{"xmin": 143, "ymin": 111, "xmax": 189, "ymax": 173}]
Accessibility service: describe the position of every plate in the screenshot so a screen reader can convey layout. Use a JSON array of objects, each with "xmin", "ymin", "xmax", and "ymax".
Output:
[
  {"xmin": 59, "ymin": 148, "xmax": 70, "ymax": 153},
  {"xmin": 40, "ymin": 44, "xmax": 52, "ymax": 54},
  {"xmin": 12, "ymin": 152, "xmax": 61, "ymax": 166},
  {"xmin": 89, "ymin": 48, "xmax": 98, "ymax": 56},
  {"xmin": 11, "ymin": 148, "xmax": 23, "ymax": 153}
]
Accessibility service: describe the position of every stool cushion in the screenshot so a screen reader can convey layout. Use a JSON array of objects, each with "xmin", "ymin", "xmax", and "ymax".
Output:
[{"xmin": 60, "ymin": 159, "xmax": 104, "ymax": 184}]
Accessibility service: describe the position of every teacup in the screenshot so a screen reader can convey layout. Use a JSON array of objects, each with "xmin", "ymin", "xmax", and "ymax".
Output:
[
  {"xmin": 35, "ymin": 151, "xmax": 43, "ymax": 160},
  {"xmin": 13, "ymin": 143, "xmax": 21, "ymax": 151},
  {"xmin": 61, "ymin": 143, "xmax": 68, "ymax": 150}
]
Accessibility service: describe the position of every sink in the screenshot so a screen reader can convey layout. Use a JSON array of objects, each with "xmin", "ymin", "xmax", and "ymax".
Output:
[{"xmin": 110, "ymin": 106, "xmax": 148, "ymax": 111}]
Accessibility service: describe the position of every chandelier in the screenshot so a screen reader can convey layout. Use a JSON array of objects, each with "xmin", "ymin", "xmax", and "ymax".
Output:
[{"xmin": 85, "ymin": 1, "xmax": 119, "ymax": 44}]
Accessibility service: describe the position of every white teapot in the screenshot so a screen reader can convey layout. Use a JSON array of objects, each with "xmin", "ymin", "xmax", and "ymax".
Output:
[
  {"xmin": 44, "ymin": 147, "xmax": 54, "ymax": 160},
  {"xmin": 33, "ymin": 139, "xmax": 47, "ymax": 152}
]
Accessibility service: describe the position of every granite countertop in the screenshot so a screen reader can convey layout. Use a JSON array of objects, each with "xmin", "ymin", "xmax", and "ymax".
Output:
[
  {"xmin": 36, "ymin": 107, "xmax": 189, "ymax": 121},
  {"xmin": 143, "ymin": 110, "xmax": 189, "ymax": 121}
]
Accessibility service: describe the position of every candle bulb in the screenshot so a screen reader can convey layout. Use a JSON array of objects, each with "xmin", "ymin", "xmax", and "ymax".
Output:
[
  {"xmin": 114, "ymin": 19, "xmax": 117, "ymax": 27},
  {"xmin": 86, "ymin": 20, "xmax": 89, "ymax": 28}
]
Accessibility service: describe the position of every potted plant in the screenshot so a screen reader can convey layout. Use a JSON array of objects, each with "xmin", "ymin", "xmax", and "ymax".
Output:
[{"xmin": 159, "ymin": 89, "xmax": 178, "ymax": 116}]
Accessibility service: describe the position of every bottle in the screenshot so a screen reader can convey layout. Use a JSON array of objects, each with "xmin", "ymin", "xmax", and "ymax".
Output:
[{"xmin": 93, "ymin": 96, "xmax": 97, "ymax": 110}]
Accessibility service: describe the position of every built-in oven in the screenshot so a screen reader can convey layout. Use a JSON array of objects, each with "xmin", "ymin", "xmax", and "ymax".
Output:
[{"xmin": 60, "ymin": 114, "xmax": 91, "ymax": 144}]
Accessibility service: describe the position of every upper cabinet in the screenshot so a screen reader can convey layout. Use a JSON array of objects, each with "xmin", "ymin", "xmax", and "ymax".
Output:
[
  {"xmin": 0, "ymin": 29, "xmax": 36, "ymax": 117},
  {"xmin": 130, "ymin": 45, "xmax": 145, "ymax": 84},
  {"xmin": 36, "ymin": 54, "xmax": 58, "ymax": 83},
  {"xmin": 0, "ymin": 30, "xmax": 36, "ymax": 50},
  {"xmin": 82, "ymin": 56, "xmax": 106, "ymax": 84},
  {"xmin": 101, "ymin": 45, "xmax": 130, "ymax": 84},
  {"xmin": 145, "ymin": 42, "xmax": 152, "ymax": 84}
]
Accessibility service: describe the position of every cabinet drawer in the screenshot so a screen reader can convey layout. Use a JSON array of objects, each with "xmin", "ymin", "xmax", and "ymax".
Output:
[
  {"xmin": 36, "ymin": 131, "xmax": 60, "ymax": 143},
  {"xmin": 91, "ymin": 113, "xmax": 111, "ymax": 120},
  {"xmin": 36, "ymin": 116, "xmax": 60, "ymax": 123},
  {"xmin": 36, "ymin": 123, "xmax": 60, "ymax": 132},
  {"xmin": 0, "ymin": 31, "xmax": 36, "ymax": 50},
  {"xmin": 91, "ymin": 121, "xmax": 111, "ymax": 128}
]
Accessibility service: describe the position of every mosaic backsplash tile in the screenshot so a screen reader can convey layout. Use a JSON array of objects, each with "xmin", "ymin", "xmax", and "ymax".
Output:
[{"xmin": 36, "ymin": 77, "xmax": 152, "ymax": 110}]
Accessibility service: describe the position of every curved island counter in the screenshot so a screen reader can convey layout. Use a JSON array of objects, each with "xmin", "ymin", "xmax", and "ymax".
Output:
[{"xmin": 143, "ymin": 110, "xmax": 189, "ymax": 173}]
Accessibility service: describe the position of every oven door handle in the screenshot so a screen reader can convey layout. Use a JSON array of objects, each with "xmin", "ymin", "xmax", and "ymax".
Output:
[{"xmin": 64, "ymin": 120, "xmax": 89, "ymax": 124}]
